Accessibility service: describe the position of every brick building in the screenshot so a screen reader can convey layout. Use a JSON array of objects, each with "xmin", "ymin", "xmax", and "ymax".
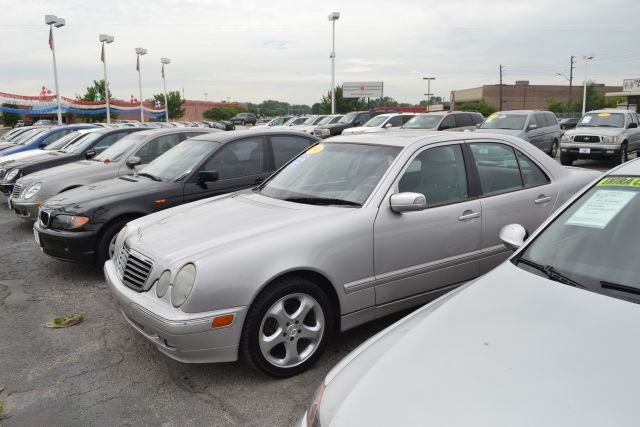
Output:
[
  {"xmin": 180, "ymin": 101, "xmax": 249, "ymax": 121},
  {"xmin": 451, "ymin": 83, "xmax": 622, "ymax": 111}
]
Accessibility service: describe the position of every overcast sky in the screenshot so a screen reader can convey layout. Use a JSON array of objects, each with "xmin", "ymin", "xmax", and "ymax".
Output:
[{"xmin": 1, "ymin": 0, "xmax": 639, "ymax": 106}]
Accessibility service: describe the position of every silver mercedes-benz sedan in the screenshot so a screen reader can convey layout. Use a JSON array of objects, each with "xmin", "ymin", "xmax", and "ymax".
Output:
[
  {"xmin": 299, "ymin": 161, "xmax": 640, "ymax": 426},
  {"xmin": 104, "ymin": 131, "xmax": 600, "ymax": 377}
]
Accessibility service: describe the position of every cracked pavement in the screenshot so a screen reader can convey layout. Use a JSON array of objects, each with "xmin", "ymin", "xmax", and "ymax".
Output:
[{"xmin": 0, "ymin": 204, "xmax": 405, "ymax": 426}]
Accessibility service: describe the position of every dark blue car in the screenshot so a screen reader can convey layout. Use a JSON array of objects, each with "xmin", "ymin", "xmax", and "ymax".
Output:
[{"xmin": 0, "ymin": 125, "xmax": 97, "ymax": 157}]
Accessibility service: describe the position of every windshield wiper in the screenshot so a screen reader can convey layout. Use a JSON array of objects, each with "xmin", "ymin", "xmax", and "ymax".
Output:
[
  {"xmin": 516, "ymin": 257, "xmax": 586, "ymax": 288},
  {"xmin": 600, "ymin": 281, "xmax": 640, "ymax": 296},
  {"xmin": 137, "ymin": 172, "xmax": 162, "ymax": 182},
  {"xmin": 285, "ymin": 197, "xmax": 362, "ymax": 207}
]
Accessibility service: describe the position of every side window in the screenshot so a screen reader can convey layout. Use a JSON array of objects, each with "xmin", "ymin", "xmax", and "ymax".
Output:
[
  {"xmin": 401, "ymin": 115, "xmax": 414, "ymax": 125},
  {"xmin": 398, "ymin": 145, "xmax": 468, "ymax": 206},
  {"xmin": 546, "ymin": 113, "xmax": 558, "ymax": 127},
  {"xmin": 93, "ymin": 133, "xmax": 122, "ymax": 154},
  {"xmin": 204, "ymin": 137, "xmax": 265, "ymax": 179},
  {"xmin": 454, "ymin": 114, "xmax": 473, "ymax": 127},
  {"xmin": 534, "ymin": 113, "xmax": 547, "ymax": 128},
  {"xmin": 387, "ymin": 116, "xmax": 404, "ymax": 127},
  {"xmin": 527, "ymin": 114, "xmax": 538, "ymax": 129},
  {"xmin": 271, "ymin": 136, "xmax": 312, "ymax": 169},
  {"xmin": 469, "ymin": 143, "xmax": 522, "ymax": 195},
  {"xmin": 516, "ymin": 150, "xmax": 550, "ymax": 188},
  {"xmin": 439, "ymin": 115, "xmax": 455, "ymax": 130},
  {"xmin": 358, "ymin": 114, "xmax": 370, "ymax": 125},
  {"xmin": 629, "ymin": 113, "xmax": 638, "ymax": 126},
  {"xmin": 134, "ymin": 133, "xmax": 181, "ymax": 164},
  {"xmin": 185, "ymin": 132, "xmax": 208, "ymax": 138},
  {"xmin": 471, "ymin": 113, "xmax": 484, "ymax": 125}
]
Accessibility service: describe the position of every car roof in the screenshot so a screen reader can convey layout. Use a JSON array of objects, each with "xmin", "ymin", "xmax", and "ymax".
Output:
[
  {"xmin": 327, "ymin": 130, "xmax": 533, "ymax": 148},
  {"xmin": 191, "ymin": 129, "xmax": 319, "ymax": 144},
  {"xmin": 587, "ymin": 109, "xmax": 630, "ymax": 114},
  {"xmin": 128, "ymin": 127, "xmax": 221, "ymax": 138},
  {"xmin": 610, "ymin": 158, "xmax": 640, "ymax": 175}
]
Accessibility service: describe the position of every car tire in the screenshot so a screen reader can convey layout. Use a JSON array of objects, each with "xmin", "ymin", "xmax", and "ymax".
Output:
[
  {"xmin": 560, "ymin": 152, "xmax": 573, "ymax": 166},
  {"xmin": 96, "ymin": 218, "xmax": 131, "ymax": 267},
  {"xmin": 611, "ymin": 143, "xmax": 628, "ymax": 166},
  {"xmin": 548, "ymin": 140, "xmax": 558, "ymax": 158},
  {"xmin": 241, "ymin": 276, "xmax": 334, "ymax": 378}
]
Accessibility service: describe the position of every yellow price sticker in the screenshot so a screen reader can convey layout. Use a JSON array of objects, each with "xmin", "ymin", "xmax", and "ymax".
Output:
[
  {"xmin": 307, "ymin": 144, "xmax": 325, "ymax": 154},
  {"xmin": 488, "ymin": 114, "xmax": 498, "ymax": 119},
  {"xmin": 598, "ymin": 113, "xmax": 611, "ymax": 117},
  {"xmin": 597, "ymin": 177, "xmax": 640, "ymax": 188}
]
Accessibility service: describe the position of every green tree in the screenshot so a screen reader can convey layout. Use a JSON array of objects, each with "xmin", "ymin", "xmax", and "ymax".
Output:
[
  {"xmin": 418, "ymin": 96, "xmax": 443, "ymax": 106},
  {"xmin": 368, "ymin": 97, "xmax": 399, "ymax": 108},
  {"xmin": 203, "ymin": 106, "xmax": 245, "ymax": 121},
  {"xmin": 566, "ymin": 81, "xmax": 610, "ymax": 113},
  {"xmin": 546, "ymin": 98, "xmax": 567, "ymax": 114},
  {"xmin": 152, "ymin": 91, "xmax": 185, "ymax": 120},
  {"xmin": 319, "ymin": 87, "xmax": 367, "ymax": 114},
  {"xmin": 1, "ymin": 103, "xmax": 21, "ymax": 127},
  {"xmin": 455, "ymin": 98, "xmax": 496, "ymax": 117},
  {"xmin": 75, "ymin": 80, "xmax": 115, "ymax": 122}
]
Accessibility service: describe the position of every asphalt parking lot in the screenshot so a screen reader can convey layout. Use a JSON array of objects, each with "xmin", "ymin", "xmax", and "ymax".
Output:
[{"xmin": 0, "ymin": 152, "xmax": 617, "ymax": 426}]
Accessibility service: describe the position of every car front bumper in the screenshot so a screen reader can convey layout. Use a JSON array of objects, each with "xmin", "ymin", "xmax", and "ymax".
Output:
[
  {"xmin": 104, "ymin": 259, "xmax": 246, "ymax": 363},
  {"xmin": 560, "ymin": 142, "xmax": 621, "ymax": 159},
  {"xmin": 9, "ymin": 199, "xmax": 41, "ymax": 220},
  {"xmin": 33, "ymin": 220, "xmax": 98, "ymax": 264}
]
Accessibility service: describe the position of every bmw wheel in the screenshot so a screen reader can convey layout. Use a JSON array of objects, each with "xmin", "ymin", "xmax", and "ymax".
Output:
[{"xmin": 241, "ymin": 276, "xmax": 334, "ymax": 377}]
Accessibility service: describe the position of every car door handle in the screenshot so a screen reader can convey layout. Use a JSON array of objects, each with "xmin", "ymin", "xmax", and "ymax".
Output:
[
  {"xmin": 458, "ymin": 211, "xmax": 481, "ymax": 221},
  {"xmin": 534, "ymin": 195, "xmax": 552, "ymax": 205}
]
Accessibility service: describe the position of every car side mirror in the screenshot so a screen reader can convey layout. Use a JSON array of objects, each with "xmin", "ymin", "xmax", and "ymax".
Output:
[
  {"xmin": 527, "ymin": 124, "xmax": 538, "ymax": 131},
  {"xmin": 384, "ymin": 123, "xmax": 393, "ymax": 128},
  {"xmin": 126, "ymin": 156, "xmax": 142, "ymax": 168},
  {"xmin": 198, "ymin": 170, "xmax": 219, "ymax": 183},
  {"xmin": 499, "ymin": 223, "xmax": 528, "ymax": 251},
  {"xmin": 476, "ymin": 123, "xmax": 482, "ymax": 128},
  {"xmin": 38, "ymin": 141, "xmax": 47, "ymax": 149},
  {"xmin": 628, "ymin": 122, "xmax": 638, "ymax": 129},
  {"xmin": 85, "ymin": 149, "xmax": 96, "ymax": 159},
  {"xmin": 390, "ymin": 192, "xmax": 427, "ymax": 213}
]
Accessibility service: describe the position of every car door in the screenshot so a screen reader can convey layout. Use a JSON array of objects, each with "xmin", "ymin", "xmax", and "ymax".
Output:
[
  {"xmin": 528, "ymin": 113, "xmax": 547, "ymax": 150},
  {"xmin": 183, "ymin": 135, "xmax": 270, "ymax": 203},
  {"xmin": 468, "ymin": 141, "xmax": 559, "ymax": 273},
  {"xmin": 373, "ymin": 143, "xmax": 482, "ymax": 305}
]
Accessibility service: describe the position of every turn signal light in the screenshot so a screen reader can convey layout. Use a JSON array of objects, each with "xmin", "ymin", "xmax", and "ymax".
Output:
[
  {"xmin": 212, "ymin": 314, "xmax": 234, "ymax": 329},
  {"xmin": 155, "ymin": 199, "xmax": 166, "ymax": 204}
]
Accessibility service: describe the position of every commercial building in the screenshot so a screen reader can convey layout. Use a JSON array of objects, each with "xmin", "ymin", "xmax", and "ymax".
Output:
[
  {"xmin": 605, "ymin": 78, "xmax": 640, "ymax": 111},
  {"xmin": 451, "ymin": 82, "xmax": 622, "ymax": 111},
  {"xmin": 180, "ymin": 100, "xmax": 249, "ymax": 121}
]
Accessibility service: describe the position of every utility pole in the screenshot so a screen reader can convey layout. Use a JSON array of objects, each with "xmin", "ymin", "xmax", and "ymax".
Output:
[
  {"xmin": 569, "ymin": 55, "xmax": 575, "ymax": 108},
  {"xmin": 499, "ymin": 64, "xmax": 503, "ymax": 110}
]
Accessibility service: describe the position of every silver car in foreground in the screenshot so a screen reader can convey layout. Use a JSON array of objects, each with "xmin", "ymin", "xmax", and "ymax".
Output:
[
  {"xmin": 104, "ymin": 132, "xmax": 599, "ymax": 377},
  {"xmin": 299, "ymin": 161, "xmax": 640, "ymax": 427}
]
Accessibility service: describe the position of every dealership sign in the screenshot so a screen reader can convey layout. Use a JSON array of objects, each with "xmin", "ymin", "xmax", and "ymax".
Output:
[
  {"xmin": 343, "ymin": 82, "xmax": 384, "ymax": 98},
  {"xmin": 623, "ymin": 78, "xmax": 640, "ymax": 92}
]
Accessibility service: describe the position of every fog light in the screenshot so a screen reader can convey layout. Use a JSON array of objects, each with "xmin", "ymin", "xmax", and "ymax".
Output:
[
  {"xmin": 212, "ymin": 314, "xmax": 234, "ymax": 328},
  {"xmin": 561, "ymin": 148, "xmax": 567, "ymax": 152},
  {"xmin": 607, "ymin": 150, "xmax": 615, "ymax": 154}
]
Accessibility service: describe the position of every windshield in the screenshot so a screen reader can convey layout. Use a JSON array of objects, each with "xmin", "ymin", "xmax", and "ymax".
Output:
[
  {"xmin": 316, "ymin": 116, "xmax": 335, "ymax": 125},
  {"xmin": 338, "ymin": 112, "xmax": 358, "ymax": 124},
  {"xmin": 364, "ymin": 115, "xmax": 390, "ymax": 127},
  {"xmin": 301, "ymin": 116, "xmax": 318, "ymax": 125},
  {"xmin": 269, "ymin": 117, "xmax": 287, "ymax": 126},
  {"xmin": 402, "ymin": 115, "xmax": 443, "ymax": 129},
  {"xmin": 578, "ymin": 112, "xmax": 625, "ymax": 128},
  {"xmin": 95, "ymin": 133, "xmax": 148, "ymax": 162},
  {"xmin": 63, "ymin": 132, "xmax": 103, "ymax": 154},
  {"xmin": 13, "ymin": 128, "xmax": 47, "ymax": 144},
  {"xmin": 139, "ymin": 139, "xmax": 216, "ymax": 182},
  {"xmin": 480, "ymin": 113, "xmax": 527, "ymax": 130},
  {"xmin": 259, "ymin": 143, "xmax": 401, "ymax": 206},
  {"xmin": 517, "ymin": 176, "xmax": 640, "ymax": 304}
]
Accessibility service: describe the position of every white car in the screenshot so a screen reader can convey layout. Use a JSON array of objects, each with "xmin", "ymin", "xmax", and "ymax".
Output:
[
  {"xmin": 296, "ymin": 115, "xmax": 343, "ymax": 135},
  {"xmin": 342, "ymin": 113, "xmax": 415, "ymax": 135}
]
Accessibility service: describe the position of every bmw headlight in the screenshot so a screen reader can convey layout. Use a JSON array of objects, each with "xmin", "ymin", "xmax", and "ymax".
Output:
[
  {"xmin": 601, "ymin": 135, "xmax": 619, "ymax": 144},
  {"xmin": 23, "ymin": 182, "xmax": 42, "ymax": 199},
  {"xmin": 321, "ymin": 128, "xmax": 331, "ymax": 136},
  {"xmin": 171, "ymin": 264, "xmax": 196, "ymax": 307},
  {"xmin": 156, "ymin": 270, "xmax": 171, "ymax": 298},
  {"xmin": 51, "ymin": 214, "xmax": 90, "ymax": 230},
  {"xmin": 5, "ymin": 168, "xmax": 19, "ymax": 182}
]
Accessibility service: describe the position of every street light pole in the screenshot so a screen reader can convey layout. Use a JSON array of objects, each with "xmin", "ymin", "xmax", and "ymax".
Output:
[
  {"xmin": 423, "ymin": 77, "xmax": 435, "ymax": 112},
  {"xmin": 45, "ymin": 15, "xmax": 65, "ymax": 125},
  {"xmin": 135, "ymin": 47, "xmax": 147, "ymax": 123},
  {"xmin": 582, "ymin": 54, "xmax": 594, "ymax": 116},
  {"xmin": 328, "ymin": 12, "xmax": 340, "ymax": 114},
  {"xmin": 99, "ymin": 34, "xmax": 114, "ymax": 124},
  {"xmin": 161, "ymin": 58, "xmax": 170, "ymax": 123}
]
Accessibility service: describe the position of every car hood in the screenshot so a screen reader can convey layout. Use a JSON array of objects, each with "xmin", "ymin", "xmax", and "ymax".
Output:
[
  {"xmin": 0, "ymin": 150, "xmax": 72, "ymax": 171},
  {"xmin": 0, "ymin": 149, "xmax": 52, "ymax": 168},
  {"xmin": 474, "ymin": 128, "xmax": 525, "ymax": 137},
  {"xmin": 321, "ymin": 261, "xmax": 640, "ymax": 426},
  {"xmin": 565, "ymin": 127, "xmax": 625, "ymax": 136},
  {"xmin": 17, "ymin": 159, "xmax": 118, "ymax": 190},
  {"xmin": 128, "ymin": 192, "xmax": 353, "ymax": 264},
  {"xmin": 342, "ymin": 127, "xmax": 385, "ymax": 134},
  {"xmin": 0, "ymin": 142, "xmax": 18, "ymax": 152}
]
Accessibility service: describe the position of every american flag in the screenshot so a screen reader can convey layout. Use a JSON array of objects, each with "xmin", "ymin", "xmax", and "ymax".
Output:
[
  {"xmin": 48, "ymin": 27, "xmax": 53, "ymax": 50},
  {"xmin": 101, "ymin": 43, "xmax": 105, "ymax": 63}
]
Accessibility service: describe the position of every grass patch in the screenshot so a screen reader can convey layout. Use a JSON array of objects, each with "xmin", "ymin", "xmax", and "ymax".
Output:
[{"xmin": 45, "ymin": 313, "xmax": 86, "ymax": 329}]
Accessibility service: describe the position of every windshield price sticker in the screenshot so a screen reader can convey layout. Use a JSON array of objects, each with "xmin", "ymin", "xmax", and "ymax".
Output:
[
  {"xmin": 566, "ymin": 189, "xmax": 637, "ymax": 229},
  {"xmin": 307, "ymin": 144, "xmax": 325, "ymax": 154},
  {"xmin": 582, "ymin": 116, "xmax": 592, "ymax": 123},
  {"xmin": 597, "ymin": 176, "xmax": 640, "ymax": 188},
  {"xmin": 598, "ymin": 113, "xmax": 611, "ymax": 117}
]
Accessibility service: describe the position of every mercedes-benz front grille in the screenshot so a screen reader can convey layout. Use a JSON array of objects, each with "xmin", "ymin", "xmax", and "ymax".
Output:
[
  {"xmin": 11, "ymin": 183, "xmax": 22, "ymax": 198},
  {"xmin": 573, "ymin": 135, "xmax": 601, "ymax": 143},
  {"xmin": 116, "ymin": 246, "xmax": 154, "ymax": 292}
]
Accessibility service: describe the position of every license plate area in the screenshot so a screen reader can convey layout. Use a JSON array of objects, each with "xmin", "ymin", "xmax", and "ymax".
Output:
[{"xmin": 579, "ymin": 148, "xmax": 591, "ymax": 154}]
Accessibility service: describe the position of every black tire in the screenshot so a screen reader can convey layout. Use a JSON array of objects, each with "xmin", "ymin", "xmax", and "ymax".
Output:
[
  {"xmin": 240, "ymin": 276, "xmax": 334, "ymax": 378},
  {"xmin": 548, "ymin": 140, "xmax": 558, "ymax": 158},
  {"xmin": 560, "ymin": 152, "xmax": 573, "ymax": 166},
  {"xmin": 611, "ymin": 143, "xmax": 628, "ymax": 166},
  {"xmin": 96, "ymin": 218, "xmax": 130, "ymax": 267}
]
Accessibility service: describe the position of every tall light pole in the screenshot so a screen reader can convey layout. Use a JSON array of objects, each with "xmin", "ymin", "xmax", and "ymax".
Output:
[
  {"xmin": 161, "ymin": 58, "xmax": 170, "ymax": 123},
  {"xmin": 328, "ymin": 11, "xmax": 340, "ymax": 114},
  {"xmin": 582, "ymin": 54, "xmax": 594, "ymax": 116},
  {"xmin": 135, "ymin": 47, "xmax": 147, "ymax": 122},
  {"xmin": 45, "ymin": 15, "xmax": 65, "ymax": 125},
  {"xmin": 423, "ymin": 77, "xmax": 435, "ymax": 112},
  {"xmin": 99, "ymin": 34, "xmax": 114, "ymax": 124},
  {"xmin": 204, "ymin": 92, "xmax": 208, "ymax": 102}
]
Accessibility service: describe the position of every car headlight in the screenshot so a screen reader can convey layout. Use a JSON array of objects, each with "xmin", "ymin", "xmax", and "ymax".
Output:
[
  {"xmin": 5, "ymin": 168, "xmax": 19, "ymax": 182},
  {"xmin": 561, "ymin": 134, "xmax": 572, "ymax": 142},
  {"xmin": 155, "ymin": 270, "xmax": 171, "ymax": 298},
  {"xmin": 51, "ymin": 214, "xmax": 90, "ymax": 230},
  {"xmin": 601, "ymin": 135, "xmax": 619, "ymax": 144},
  {"xmin": 305, "ymin": 381, "xmax": 325, "ymax": 427},
  {"xmin": 171, "ymin": 264, "xmax": 196, "ymax": 307},
  {"xmin": 23, "ymin": 182, "xmax": 42, "ymax": 199},
  {"xmin": 321, "ymin": 129, "xmax": 331, "ymax": 136}
]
